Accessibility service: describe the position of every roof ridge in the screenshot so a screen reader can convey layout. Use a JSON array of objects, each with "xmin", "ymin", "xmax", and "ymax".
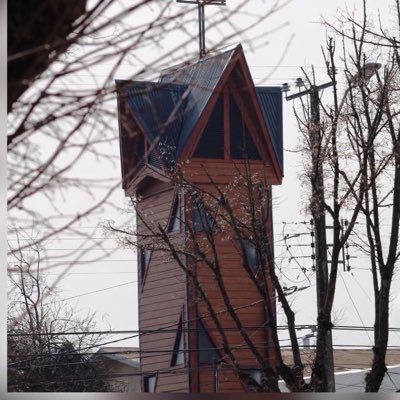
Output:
[{"xmin": 159, "ymin": 43, "xmax": 240, "ymax": 79}]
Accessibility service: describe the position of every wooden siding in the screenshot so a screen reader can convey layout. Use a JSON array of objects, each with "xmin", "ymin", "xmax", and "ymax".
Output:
[
  {"xmin": 184, "ymin": 183, "xmax": 277, "ymax": 391},
  {"xmin": 195, "ymin": 239, "xmax": 269, "ymax": 366},
  {"xmin": 133, "ymin": 156, "xmax": 277, "ymax": 392},
  {"xmin": 181, "ymin": 159, "xmax": 279, "ymax": 185},
  {"xmin": 137, "ymin": 187, "xmax": 189, "ymax": 392},
  {"xmin": 198, "ymin": 367, "xmax": 246, "ymax": 392}
]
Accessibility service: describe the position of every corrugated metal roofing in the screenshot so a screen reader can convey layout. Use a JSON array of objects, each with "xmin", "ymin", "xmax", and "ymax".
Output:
[
  {"xmin": 118, "ymin": 45, "xmax": 284, "ymax": 176},
  {"xmin": 159, "ymin": 47, "xmax": 235, "ymax": 154},
  {"xmin": 122, "ymin": 82, "xmax": 187, "ymax": 143},
  {"xmin": 121, "ymin": 81, "xmax": 188, "ymax": 166},
  {"xmin": 255, "ymin": 86, "xmax": 284, "ymax": 171}
]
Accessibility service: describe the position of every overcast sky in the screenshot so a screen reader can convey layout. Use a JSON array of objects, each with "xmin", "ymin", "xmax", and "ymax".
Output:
[{"xmin": 6, "ymin": 0, "xmax": 399, "ymax": 351}]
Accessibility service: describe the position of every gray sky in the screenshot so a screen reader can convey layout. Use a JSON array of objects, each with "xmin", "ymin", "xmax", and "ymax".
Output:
[{"xmin": 6, "ymin": 0, "xmax": 399, "ymax": 351}]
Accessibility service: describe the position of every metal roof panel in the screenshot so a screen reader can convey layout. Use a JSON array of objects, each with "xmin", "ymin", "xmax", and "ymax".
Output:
[
  {"xmin": 159, "ymin": 47, "xmax": 236, "ymax": 154},
  {"xmin": 255, "ymin": 86, "xmax": 284, "ymax": 173}
]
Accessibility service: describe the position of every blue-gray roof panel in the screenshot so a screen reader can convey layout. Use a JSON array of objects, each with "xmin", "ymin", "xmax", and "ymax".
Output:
[
  {"xmin": 118, "ymin": 46, "xmax": 284, "ymax": 177},
  {"xmin": 255, "ymin": 86, "xmax": 284, "ymax": 172},
  {"xmin": 122, "ymin": 82, "xmax": 188, "ymax": 159},
  {"xmin": 159, "ymin": 48, "xmax": 235, "ymax": 154}
]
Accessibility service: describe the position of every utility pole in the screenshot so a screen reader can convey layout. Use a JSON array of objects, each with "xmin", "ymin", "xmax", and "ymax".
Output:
[
  {"xmin": 176, "ymin": 0, "xmax": 226, "ymax": 58},
  {"xmin": 283, "ymin": 61, "xmax": 381, "ymax": 390},
  {"xmin": 286, "ymin": 81, "xmax": 335, "ymax": 392}
]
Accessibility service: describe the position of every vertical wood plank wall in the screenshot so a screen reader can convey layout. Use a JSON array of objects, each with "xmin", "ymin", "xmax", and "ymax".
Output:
[{"xmin": 137, "ymin": 184, "xmax": 189, "ymax": 392}]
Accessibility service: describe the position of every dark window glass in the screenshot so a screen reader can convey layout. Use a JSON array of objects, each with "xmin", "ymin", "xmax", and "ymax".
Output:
[
  {"xmin": 197, "ymin": 320, "xmax": 219, "ymax": 364},
  {"xmin": 168, "ymin": 195, "xmax": 180, "ymax": 233},
  {"xmin": 143, "ymin": 375, "xmax": 156, "ymax": 392},
  {"xmin": 230, "ymin": 97, "xmax": 261, "ymax": 160},
  {"xmin": 140, "ymin": 248, "xmax": 151, "ymax": 283},
  {"xmin": 171, "ymin": 317, "xmax": 185, "ymax": 366},
  {"xmin": 193, "ymin": 95, "xmax": 224, "ymax": 159},
  {"xmin": 193, "ymin": 198, "xmax": 215, "ymax": 232},
  {"xmin": 242, "ymin": 369, "xmax": 262, "ymax": 388},
  {"xmin": 244, "ymin": 241, "xmax": 259, "ymax": 273}
]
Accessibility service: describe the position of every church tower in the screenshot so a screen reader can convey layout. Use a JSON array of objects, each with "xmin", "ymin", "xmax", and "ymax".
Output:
[{"xmin": 116, "ymin": 44, "xmax": 283, "ymax": 392}]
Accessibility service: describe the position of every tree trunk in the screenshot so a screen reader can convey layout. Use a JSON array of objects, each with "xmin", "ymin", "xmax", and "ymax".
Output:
[
  {"xmin": 365, "ymin": 281, "xmax": 391, "ymax": 392},
  {"xmin": 311, "ymin": 312, "xmax": 334, "ymax": 392}
]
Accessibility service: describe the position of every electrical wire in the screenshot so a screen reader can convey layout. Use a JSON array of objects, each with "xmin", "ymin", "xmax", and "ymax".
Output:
[
  {"xmin": 9, "ymin": 325, "xmax": 400, "ymax": 337},
  {"xmin": 337, "ymin": 268, "xmax": 373, "ymax": 344}
]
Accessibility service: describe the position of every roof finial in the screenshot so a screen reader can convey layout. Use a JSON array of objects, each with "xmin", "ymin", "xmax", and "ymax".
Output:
[{"xmin": 176, "ymin": 0, "xmax": 226, "ymax": 58}]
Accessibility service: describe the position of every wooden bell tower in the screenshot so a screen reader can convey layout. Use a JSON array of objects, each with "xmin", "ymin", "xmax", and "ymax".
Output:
[{"xmin": 116, "ymin": 44, "xmax": 283, "ymax": 392}]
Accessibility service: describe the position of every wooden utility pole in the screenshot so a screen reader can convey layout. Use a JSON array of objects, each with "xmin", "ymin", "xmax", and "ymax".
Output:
[{"xmin": 286, "ymin": 83, "xmax": 335, "ymax": 392}]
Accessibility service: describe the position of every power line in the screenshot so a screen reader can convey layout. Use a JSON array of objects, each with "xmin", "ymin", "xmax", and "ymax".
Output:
[
  {"xmin": 338, "ymin": 268, "xmax": 373, "ymax": 344},
  {"xmin": 9, "ymin": 342, "xmax": 400, "ymax": 367},
  {"xmin": 60, "ymin": 281, "xmax": 137, "ymax": 301},
  {"xmin": 40, "ymin": 271, "xmax": 136, "ymax": 275},
  {"xmin": 8, "ymin": 350, "xmax": 400, "ymax": 385},
  {"xmin": 9, "ymin": 325, "xmax": 400, "ymax": 337}
]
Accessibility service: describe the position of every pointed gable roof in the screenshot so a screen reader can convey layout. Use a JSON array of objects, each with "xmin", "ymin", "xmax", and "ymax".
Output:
[
  {"xmin": 159, "ymin": 46, "xmax": 236, "ymax": 154},
  {"xmin": 116, "ymin": 44, "xmax": 284, "ymax": 189}
]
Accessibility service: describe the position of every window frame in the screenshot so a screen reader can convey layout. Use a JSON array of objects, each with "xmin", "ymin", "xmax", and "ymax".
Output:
[
  {"xmin": 241, "ymin": 368, "xmax": 262, "ymax": 386},
  {"xmin": 167, "ymin": 193, "xmax": 182, "ymax": 234},
  {"xmin": 139, "ymin": 247, "xmax": 152, "ymax": 287},
  {"xmin": 171, "ymin": 315, "xmax": 186, "ymax": 367},
  {"xmin": 197, "ymin": 319, "xmax": 220, "ymax": 364},
  {"xmin": 192, "ymin": 197, "xmax": 217, "ymax": 233},
  {"xmin": 143, "ymin": 374, "xmax": 157, "ymax": 392}
]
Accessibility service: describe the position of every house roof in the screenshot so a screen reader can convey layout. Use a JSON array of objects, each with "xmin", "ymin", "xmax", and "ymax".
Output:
[
  {"xmin": 116, "ymin": 44, "xmax": 284, "ymax": 185},
  {"xmin": 95, "ymin": 347, "xmax": 140, "ymax": 369}
]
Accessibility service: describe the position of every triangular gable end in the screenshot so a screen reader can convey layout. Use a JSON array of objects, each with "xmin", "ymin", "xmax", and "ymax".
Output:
[
  {"xmin": 191, "ymin": 92, "xmax": 262, "ymax": 161},
  {"xmin": 160, "ymin": 46, "xmax": 238, "ymax": 156},
  {"xmin": 179, "ymin": 47, "xmax": 282, "ymax": 182}
]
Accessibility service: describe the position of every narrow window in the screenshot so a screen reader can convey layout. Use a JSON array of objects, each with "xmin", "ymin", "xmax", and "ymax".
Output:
[
  {"xmin": 171, "ymin": 317, "xmax": 185, "ymax": 366},
  {"xmin": 143, "ymin": 374, "xmax": 156, "ymax": 392},
  {"xmin": 168, "ymin": 195, "xmax": 180, "ymax": 233},
  {"xmin": 140, "ymin": 248, "xmax": 151, "ymax": 284},
  {"xmin": 193, "ymin": 198, "xmax": 215, "ymax": 232},
  {"xmin": 247, "ymin": 369, "xmax": 261, "ymax": 384},
  {"xmin": 197, "ymin": 319, "xmax": 219, "ymax": 364},
  {"xmin": 242, "ymin": 369, "xmax": 262, "ymax": 386},
  {"xmin": 244, "ymin": 241, "xmax": 259, "ymax": 273}
]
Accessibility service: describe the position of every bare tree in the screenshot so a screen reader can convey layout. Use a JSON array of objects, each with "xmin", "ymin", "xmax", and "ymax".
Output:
[
  {"xmin": 7, "ymin": 243, "xmax": 113, "ymax": 392},
  {"xmin": 324, "ymin": 1, "xmax": 400, "ymax": 391},
  {"xmin": 7, "ymin": 0, "xmax": 292, "ymax": 299},
  {"xmin": 111, "ymin": 159, "xmax": 320, "ymax": 392},
  {"xmin": 8, "ymin": 0, "xmax": 299, "ymax": 392},
  {"xmin": 290, "ymin": 0, "xmax": 399, "ymax": 391}
]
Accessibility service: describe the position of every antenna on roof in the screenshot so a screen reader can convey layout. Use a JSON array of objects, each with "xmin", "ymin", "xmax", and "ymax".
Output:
[{"xmin": 176, "ymin": 0, "xmax": 226, "ymax": 59}]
